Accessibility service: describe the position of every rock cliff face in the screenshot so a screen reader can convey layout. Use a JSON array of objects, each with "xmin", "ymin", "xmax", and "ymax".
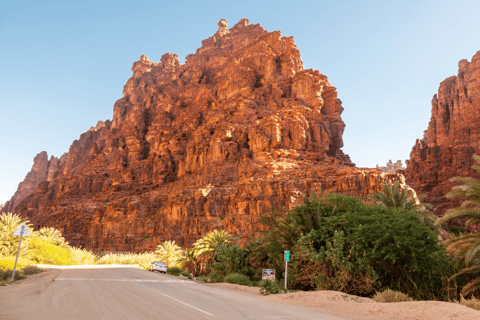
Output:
[
  {"xmin": 2, "ymin": 151, "xmax": 66, "ymax": 214},
  {"xmin": 405, "ymin": 50, "xmax": 480, "ymax": 213},
  {"xmin": 11, "ymin": 19, "xmax": 399, "ymax": 251}
]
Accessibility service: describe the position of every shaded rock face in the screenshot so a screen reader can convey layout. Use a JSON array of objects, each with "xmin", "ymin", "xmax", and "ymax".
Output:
[
  {"xmin": 12, "ymin": 19, "xmax": 399, "ymax": 251},
  {"xmin": 405, "ymin": 50, "xmax": 480, "ymax": 213},
  {"xmin": 2, "ymin": 152, "xmax": 66, "ymax": 214}
]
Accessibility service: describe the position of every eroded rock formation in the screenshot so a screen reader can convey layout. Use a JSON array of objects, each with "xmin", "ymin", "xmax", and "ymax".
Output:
[
  {"xmin": 11, "ymin": 19, "xmax": 400, "ymax": 251},
  {"xmin": 376, "ymin": 160, "xmax": 405, "ymax": 174},
  {"xmin": 405, "ymin": 50, "xmax": 480, "ymax": 213},
  {"xmin": 2, "ymin": 151, "xmax": 66, "ymax": 214}
]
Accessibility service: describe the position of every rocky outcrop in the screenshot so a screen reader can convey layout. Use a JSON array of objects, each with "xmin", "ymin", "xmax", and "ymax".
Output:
[
  {"xmin": 12, "ymin": 19, "xmax": 400, "ymax": 251},
  {"xmin": 376, "ymin": 160, "xmax": 405, "ymax": 174},
  {"xmin": 2, "ymin": 151, "xmax": 66, "ymax": 214},
  {"xmin": 405, "ymin": 50, "xmax": 480, "ymax": 213}
]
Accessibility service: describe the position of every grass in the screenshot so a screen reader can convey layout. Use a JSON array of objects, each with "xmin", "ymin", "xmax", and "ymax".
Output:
[
  {"xmin": 459, "ymin": 296, "xmax": 480, "ymax": 311},
  {"xmin": 224, "ymin": 273, "xmax": 252, "ymax": 286},
  {"xmin": 373, "ymin": 289, "xmax": 413, "ymax": 302},
  {"xmin": 166, "ymin": 267, "xmax": 183, "ymax": 276},
  {"xmin": 96, "ymin": 252, "xmax": 157, "ymax": 269}
]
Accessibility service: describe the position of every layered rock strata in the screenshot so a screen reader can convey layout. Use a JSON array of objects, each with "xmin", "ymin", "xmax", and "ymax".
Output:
[
  {"xmin": 11, "ymin": 19, "xmax": 400, "ymax": 251},
  {"xmin": 2, "ymin": 151, "xmax": 66, "ymax": 213},
  {"xmin": 405, "ymin": 50, "xmax": 480, "ymax": 213}
]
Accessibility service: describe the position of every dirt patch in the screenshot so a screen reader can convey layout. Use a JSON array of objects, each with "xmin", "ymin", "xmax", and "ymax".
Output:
[
  {"xmin": 207, "ymin": 283, "xmax": 480, "ymax": 320},
  {"xmin": 0, "ymin": 269, "xmax": 60, "ymax": 317}
]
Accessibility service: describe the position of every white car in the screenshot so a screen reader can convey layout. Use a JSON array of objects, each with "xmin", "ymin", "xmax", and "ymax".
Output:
[{"xmin": 149, "ymin": 261, "xmax": 168, "ymax": 273}]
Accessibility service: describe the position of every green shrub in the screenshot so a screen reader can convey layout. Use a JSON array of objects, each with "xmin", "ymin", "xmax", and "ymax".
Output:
[
  {"xmin": 253, "ymin": 192, "xmax": 453, "ymax": 300},
  {"xmin": 224, "ymin": 273, "xmax": 252, "ymax": 286},
  {"xmin": 195, "ymin": 275, "xmax": 209, "ymax": 282},
  {"xmin": 211, "ymin": 244, "xmax": 249, "ymax": 277},
  {"xmin": 373, "ymin": 289, "xmax": 413, "ymax": 302},
  {"xmin": 209, "ymin": 271, "xmax": 224, "ymax": 283},
  {"xmin": 22, "ymin": 265, "xmax": 43, "ymax": 275},
  {"xmin": 260, "ymin": 279, "xmax": 281, "ymax": 295},
  {"xmin": 27, "ymin": 237, "xmax": 74, "ymax": 265},
  {"xmin": 167, "ymin": 267, "xmax": 183, "ymax": 276},
  {"xmin": 180, "ymin": 271, "xmax": 193, "ymax": 278},
  {"xmin": 0, "ymin": 269, "xmax": 26, "ymax": 282}
]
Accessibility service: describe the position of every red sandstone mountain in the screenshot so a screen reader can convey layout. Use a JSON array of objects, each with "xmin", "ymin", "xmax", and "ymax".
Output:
[
  {"xmin": 405, "ymin": 50, "xmax": 480, "ymax": 214},
  {"xmin": 2, "ymin": 151, "xmax": 66, "ymax": 213},
  {"xmin": 6, "ymin": 19, "xmax": 399, "ymax": 251}
]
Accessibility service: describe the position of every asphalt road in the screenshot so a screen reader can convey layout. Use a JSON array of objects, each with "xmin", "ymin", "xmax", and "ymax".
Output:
[{"xmin": 2, "ymin": 267, "xmax": 342, "ymax": 320}]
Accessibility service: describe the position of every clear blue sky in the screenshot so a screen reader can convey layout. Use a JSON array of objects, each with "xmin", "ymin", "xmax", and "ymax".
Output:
[{"xmin": 1, "ymin": 0, "xmax": 480, "ymax": 205}]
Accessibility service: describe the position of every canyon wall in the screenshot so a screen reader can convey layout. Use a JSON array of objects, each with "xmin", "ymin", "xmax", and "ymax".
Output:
[
  {"xmin": 405, "ymin": 50, "xmax": 480, "ymax": 213},
  {"xmin": 8, "ymin": 19, "xmax": 400, "ymax": 251}
]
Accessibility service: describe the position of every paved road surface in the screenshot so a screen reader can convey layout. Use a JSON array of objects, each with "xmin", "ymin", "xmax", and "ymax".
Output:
[{"xmin": 2, "ymin": 267, "xmax": 342, "ymax": 320}]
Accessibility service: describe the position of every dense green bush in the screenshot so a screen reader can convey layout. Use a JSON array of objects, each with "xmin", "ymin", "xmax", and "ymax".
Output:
[
  {"xmin": 211, "ymin": 243, "xmax": 249, "ymax": 277},
  {"xmin": 224, "ymin": 273, "xmax": 252, "ymax": 286},
  {"xmin": 167, "ymin": 266, "xmax": 183, "ymax": 276},
  {"xmin": 260, "ymin": 279, "xmax": 281, "ymax": 295},
  {"xmin": 252, "ymin": 192, "xmax": 454, "ymax": 300}
]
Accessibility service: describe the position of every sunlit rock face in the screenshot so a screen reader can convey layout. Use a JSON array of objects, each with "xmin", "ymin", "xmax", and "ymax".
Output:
[
  {"xmin": 405, "ymin": 50, "xmax": 480, "ymax": 214},
  {"xmin": 11, "ymin": 19, "xmax": 400, "ymax": 251}
]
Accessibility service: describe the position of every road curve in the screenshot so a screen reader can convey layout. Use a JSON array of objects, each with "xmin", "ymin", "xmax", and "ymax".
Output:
[{"xmin": 2, "ymin": 267, "xmax": 342, "ymax": 320}]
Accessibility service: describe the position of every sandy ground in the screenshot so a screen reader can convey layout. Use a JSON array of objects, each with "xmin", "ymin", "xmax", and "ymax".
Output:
[{"xmin": 207, "ymin": 283, "xmax": 480, "ymax": 320}]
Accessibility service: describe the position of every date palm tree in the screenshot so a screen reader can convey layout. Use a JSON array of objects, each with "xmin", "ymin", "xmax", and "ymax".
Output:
[
  {"xmin": 33, "ymin": 227, "xmax": 68, "ymax": 247},
  {"xmin": 192, "ymin": 229, "xmax": 234, "ymax": 259},
  {"xmin": 435, "ymin": 153, "xmax": 480, "ymax": 295},
  {"xmin": 0, "ymin": 212, "xmax": 32, "ymax": 256},
  {"xmin": 369, "ymin": 181, "xmax": 436, "ymax": 228},
  {"xmin": 155, "ymin": 240, "xmax": 184, "ymax": 267}
]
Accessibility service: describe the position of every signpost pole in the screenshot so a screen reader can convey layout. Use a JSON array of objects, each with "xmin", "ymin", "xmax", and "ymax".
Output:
[
  {"xmin": 11, "ymin": 225, "xmax": 24, "ymax": 284},
  {"xmin": 284, "ymin": 250, "xmax": 289, "ymax": 292}
]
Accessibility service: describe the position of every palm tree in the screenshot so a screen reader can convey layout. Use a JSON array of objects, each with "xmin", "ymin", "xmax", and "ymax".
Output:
[
  {"xmin": 369, "ymin": 181, "xmax": 421, "ymax": 210},
  {"xmin": 155, "ymin": 240, "xmax": 184, "ymax": 267},
  {"xmin": 0, "ymin": 212, "xmax": 32, "ymax": 257},
  {"xmin": 435, "ymin": 153, "xmax": 480, "ymax": 295},
  {"xmin": 192, "ymin": 229, "xmax": 234, "ymax": 259},
  {"xmin": 33, "ymin": 227, "xmax": 68, "ymax": 247},
  {"xmin": 369, "ymin": 181, "xmax": 436, "ymax": 228}
]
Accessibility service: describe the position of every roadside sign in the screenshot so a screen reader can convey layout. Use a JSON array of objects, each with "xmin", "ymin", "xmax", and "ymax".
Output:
[
  {"xmin": 11, "ymin": 223, "xmax": 30, "ymax": 284},
  {"xmin": 13, "ymin": 223, "xmax": 30, "ymax": 236},
  {"xmin": 262, "ymin": 269, "xmax": 275, "ymax": 280},
  {"xmin": 284, "ymin": 250, "xmax": 290, "ymax": 292}
]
